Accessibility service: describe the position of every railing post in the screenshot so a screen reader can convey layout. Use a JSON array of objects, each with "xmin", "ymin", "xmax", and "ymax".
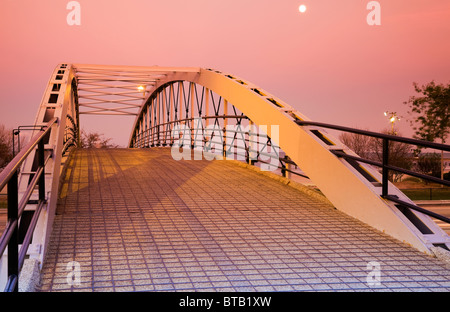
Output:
[
  {"xmin": 223, "ymin": 100, "xmax": 228, "ymax": 159},
  {"xmin": 281, "ymin": 163, "xmax": 286, "ymax": 178},
  {"xmin": 38, "ymin": 140, "xmax": 45, "ymax": 202},
  {"xmin": 382, "ymin": 138, "xmax": 389, "ymax": 197},
  {"xmin": 7, "ymin": 171, "xmax": 19, "ymax": 292},
  {"xmin": 12, "ymin": 130, "xmax": 16, "ymax": 157},
  {"xmin": 286, "ymin": 157, "xmax": 292, "ymax": 180},
  {"xmin": 157, "ymin": 125, "xmax": 160, "ymax": 146}
]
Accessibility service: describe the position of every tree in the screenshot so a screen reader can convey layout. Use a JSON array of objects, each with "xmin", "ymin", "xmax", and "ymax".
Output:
[
  {"xmin": 80, "ymin": 130, "xmax": 118, "ymax": 148},
  {"xmin": 340, "ymin": 128, "xmax": 414, "ymax": 182},
  {"xmin": 404, "ymin": 81, "xmax": 450, "ymax": 180},
  {"xmin": 370, "ymin": 129, "xmax": 414, "ymax": 182},
  {"xmin": 0, "ymin": 125, "xmax": 13, "ymax": 170},
  {"xmin": 339, "ymin": 130, "xmax": 375, "ymax": 160},
  {"xmin": 416, "ymin": 153, "xmax": 441, "ymax": 183},
  {"xmin": 0, "ymin": 125, "xmax": 30, "ymax": 171}
]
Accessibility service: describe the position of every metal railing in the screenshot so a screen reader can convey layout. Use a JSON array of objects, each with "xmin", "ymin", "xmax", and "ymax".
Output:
[
  {"xmin": 0, "ymin": 117, "xmax": 57, "ymax": 292},
  {"xmin": 296, "ymin": 120, "xmax": 450, "ymax": 225},
  {"xmin": 133, "ymin": 115, "xmax": 309, "ymax": 180}
]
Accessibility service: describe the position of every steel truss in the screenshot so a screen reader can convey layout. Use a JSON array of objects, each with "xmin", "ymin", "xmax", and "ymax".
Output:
[{"xmin": 130, "ymin": 80, "xmax": 289, "ymax": 173}]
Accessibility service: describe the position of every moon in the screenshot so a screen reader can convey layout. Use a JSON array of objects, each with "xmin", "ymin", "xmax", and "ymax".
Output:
[{"xmin": 299, "ymin": 4, "xmax": 307, "ymax": 13}]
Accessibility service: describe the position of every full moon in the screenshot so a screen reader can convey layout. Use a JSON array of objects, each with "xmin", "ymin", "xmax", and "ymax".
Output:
[{"xmin": 299, "ymin": 4, "xmax": 307, "ymax": 13}]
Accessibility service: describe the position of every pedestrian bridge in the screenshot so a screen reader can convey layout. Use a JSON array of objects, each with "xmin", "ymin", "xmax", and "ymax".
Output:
[{"xmin": 0, "ymin": 64, "xmax": 449, "ymax": 292}]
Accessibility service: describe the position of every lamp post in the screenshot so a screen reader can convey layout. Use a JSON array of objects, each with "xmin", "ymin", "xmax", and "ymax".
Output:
[
  {"xmin": 138, "ymin": 85, "xmax": 145, "ymax": 98},
  {"xmin": 384, "ymin": 111, "xmax": 400, "ymax": 134}
]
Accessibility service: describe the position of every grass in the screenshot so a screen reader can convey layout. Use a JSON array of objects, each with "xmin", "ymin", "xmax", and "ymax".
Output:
[
  {"xmin": 400, "ymin": 188, "xmax": 450, "ymax": 200},
  {"xmin": 395, "ymin": 177, "xmax": 450, "ymax": 201}
]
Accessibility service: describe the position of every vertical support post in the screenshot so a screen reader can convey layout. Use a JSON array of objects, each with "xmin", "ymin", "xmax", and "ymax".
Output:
[
  {"xmin": 138, "ymin": 119, "xmax": 142, "ymax": 148},
  {"xmin": 143, "ymin": 110, "xmax": 147, "ymax": 148},
  {"xmin": 135, "ymin": 122, "xmax": 139, "ymax": 148},
  {"xmin": 12, "ymin": 130, "xmax": 16, "ymax": 157},
  {"xmin": 170, "ymin": 84, "xmax": 174, "ymax": 146},
  {"xmin": 190, "ymin": 83, "xmax": 195, "ymax": 149},
  {"xmin": 223, "ymin": 99, "xmax": 228, "ymax": 159},
  {"xmin": 38, "ymin": 140, "xmax": 45, "ymax": 202},
  {"xmin": 248, "ymin": 120, "xmax": 253, "ymax": 165},
  {"xmin": 204, "ymin": 88, "xmax": 210, "ymax": 148},
  {"xmin": 149, "ymin": 106, "xmax": 152, "ymax": 147},
  {"xmin": 148, "ymin": 98, "xmax": 156, "ymax": 147},
  {"xmin": 157, "ymin": 92, "xmax": 161, "ymax": 146},
  {"xmin": 205, "ymin": 88, "xmax": 209, "ymax": 128},
  {"xmin": 145, "ymin": 113, "xmax": 148, "ymax": 148},
  {"xmin": 151, "ymin": 98, "xmax": 155, "ymax": 147},
  {"xmin": 179, "ymin": 82, "xmax": 183, "ymax": 122},
  {"xmin": 7, "ymin": 171, "xmax": 19, "ymax": 292},
  {"xmin": 286, "ymin": 157, "xmax": 292, "ymax": 180},
  {"xmin": 162, "ymin": 89, "xmax": 167, "ymax": 146},
  {"xmin": 382, "ymin": 138, "xmax": 389, "ymax": 197},
  {"xmin": 140, "ymin": 123, "xmax": 143, "ymax": 147},
  {"xmin": 442, "ymin": 146, "xmax": 445, "ymax": 187}
]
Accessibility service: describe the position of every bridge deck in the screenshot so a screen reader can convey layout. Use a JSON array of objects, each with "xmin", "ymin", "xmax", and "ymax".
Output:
[{"xmin": 39, "ymin": 148, "xmax": 450, "ymax": 292}]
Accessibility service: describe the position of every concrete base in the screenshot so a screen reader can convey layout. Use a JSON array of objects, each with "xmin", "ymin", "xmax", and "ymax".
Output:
[
  {"xmin": 19, "ymin": 259, "xmax": 40, "ymax": 292},
  {"xmin": 430, "ymin": 246, "xmax": 450, "ymax": 267}
]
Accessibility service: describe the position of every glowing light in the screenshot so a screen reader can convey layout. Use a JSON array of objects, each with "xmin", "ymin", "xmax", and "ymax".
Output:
[
  {"xmin": 299, "ymin": 4, "xmax": 307, "ymax": 13},
  {"xmin": 384, "ymin": 111, "xmax": 401, "ymax": 134},
  {"xmin": 138, "ymin": 85, "xmax": 144, "ymax": 92}
]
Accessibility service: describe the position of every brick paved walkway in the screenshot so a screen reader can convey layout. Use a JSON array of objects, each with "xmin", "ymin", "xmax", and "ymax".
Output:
[{"xmin": 39, "ymin": 148, "xmax": 450, "ymax": 292}]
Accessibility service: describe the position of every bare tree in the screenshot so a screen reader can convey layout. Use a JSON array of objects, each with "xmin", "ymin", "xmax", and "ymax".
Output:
[
  {"xmin": 339, "ymin": 130, "xmax": 375, "ymax": 160},
  {"xmin": 80, "ymin": 130, "xmax": 119, "ymax": 148},
  {"xmin": 370, "ymin": 129, "xmax": 414, "ymax": 182},
  {"xmin": 0, "ymin": 124, "xmax": 13, "ymax": 170},
  {"xmin": 416, "ymin": 153, "xmax": 441, "ymax": 184},
  {"xmin": 339, "ymin": 128, "xmax": 414, "ymax": 182},
  {"xmin": 0, "ymin": 124, "xmax": 30, "ymax": 171}
]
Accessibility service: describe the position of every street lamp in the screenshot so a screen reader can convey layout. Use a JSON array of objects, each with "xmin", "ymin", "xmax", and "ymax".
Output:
[
  {"xmin": 384, "ymin": 111, "xmax": 400, "ymax": 134},
  {"xmin": 138, "ymin": 85, "xmax": 145, "ymax": 97}
]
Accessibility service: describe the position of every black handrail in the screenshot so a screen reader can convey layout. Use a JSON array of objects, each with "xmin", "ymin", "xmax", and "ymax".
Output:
[
  {"xmin": 12, "ymin": 125, "xmax": 46, "ymax": 157},
  {"xmin": 296, "ymin": 120, "xmax": 450, "ymax": 151},
  {"xmin": 296, "ymin": 120, "xmax": 450, "ymax": 225},
  {"xmin": 0, "ymin": 117, "xmax": 57, "ymax": 292}
]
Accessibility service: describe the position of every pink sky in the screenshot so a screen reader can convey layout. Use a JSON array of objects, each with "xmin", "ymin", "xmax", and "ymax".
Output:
[{"xmin": 1, "ymin": 0, "xmax": 449, "ymax": 147}]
